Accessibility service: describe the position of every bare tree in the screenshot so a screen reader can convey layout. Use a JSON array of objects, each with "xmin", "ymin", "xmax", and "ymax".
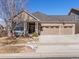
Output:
[{"xmin": 0, "ymin": 0, "xmax": 27, "ymax": 37}]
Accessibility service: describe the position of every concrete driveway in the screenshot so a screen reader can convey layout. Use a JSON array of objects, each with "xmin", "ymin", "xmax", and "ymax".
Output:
[
  {"xmin": 36, "ymin": 35, "xmax": 79, "ymax": 56},
  {"xmin": 39, "ymin": 35, "xmax": 79, "ymax": 44}
]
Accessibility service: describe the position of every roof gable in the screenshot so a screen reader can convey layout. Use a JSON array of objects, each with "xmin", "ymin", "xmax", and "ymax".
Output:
[
  {"xmin": 68, "ymin": 8, "xmax": 79, "ymax": 15},
  {"xmin": 13, "ymin": 10, "xmax": 40, "ymax": 22}
]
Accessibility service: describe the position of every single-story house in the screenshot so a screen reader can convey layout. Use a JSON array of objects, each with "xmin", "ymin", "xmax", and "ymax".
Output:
[{"xmin": 12, "ymin": 8, "xmax": 79, "ymax": 35}]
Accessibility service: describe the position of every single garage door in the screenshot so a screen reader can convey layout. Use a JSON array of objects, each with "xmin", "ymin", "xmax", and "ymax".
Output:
[
  {"xmin": 61, "ymin": 26, "xmax": 73, "ymax": 35},
  {"xmin": 41, "ymin": 26, "xmax": 59, "ymax": 35}
]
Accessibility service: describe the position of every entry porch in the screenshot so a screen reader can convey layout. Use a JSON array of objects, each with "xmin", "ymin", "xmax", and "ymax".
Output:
[{"xmin": 14, "ymin": 21, "xmax": 40, "ymax": 36}]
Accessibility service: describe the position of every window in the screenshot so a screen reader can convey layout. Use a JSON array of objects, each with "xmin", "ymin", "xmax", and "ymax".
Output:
[
  {"xmin": 15, "ymin": 27, "xmax": 24, "ymax": 31},
  {"xmin": 45, "ymin": 26, "xmax": 49, "ymax": 28},
  {"xmin": 64, "ymin": 26, "xmax": 67, "ymax": 28},
  {"xmin": 64, "ymin": 26, "xmax": 72, "ymax": 28},
  {"xmin": 51, "ymin": 26, "xmax": 54, "ymax": 28},
  {"xmin": 55, "ymin": 26, "xmax": 59, "ymax": 28},
  {"xmin": 20, "ymin": 27, "xmax": 24, "ymax": 30},
  {"xmin": 51, "ymin": 26, "xmax": 59, "ymax": 28}
]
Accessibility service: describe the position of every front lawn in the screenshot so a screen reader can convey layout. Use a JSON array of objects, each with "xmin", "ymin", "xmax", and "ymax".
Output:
[
  {"xmin": 0, "ymin": 45, "xmax": 34, "ymax": 53},
  {"xmin": 0, "ymin": 36, "xmax": 39, "ymax": 45},
  {"xmin": 0, "ymin": 37, "xmax": 38, "ymax": 53}
]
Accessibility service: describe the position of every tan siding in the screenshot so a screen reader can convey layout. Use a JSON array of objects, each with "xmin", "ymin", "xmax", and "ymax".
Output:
[{"xmin": 14, "ymin": 11, "xmax": 37, "ymax": 22}]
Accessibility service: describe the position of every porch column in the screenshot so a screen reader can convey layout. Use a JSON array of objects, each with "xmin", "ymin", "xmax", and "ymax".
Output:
[
  {"xmin": 35, "ymin": 22, "xmax": 38, "ymax": 34},
  {"xmin": 24, "ymin": 21, "xmax": 28, "ymax": 36}
]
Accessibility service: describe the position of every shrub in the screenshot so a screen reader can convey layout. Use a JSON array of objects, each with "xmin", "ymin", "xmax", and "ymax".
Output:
[{"xmin": 32, "ymin": 32, "xmax": 38, "ymax": 37}]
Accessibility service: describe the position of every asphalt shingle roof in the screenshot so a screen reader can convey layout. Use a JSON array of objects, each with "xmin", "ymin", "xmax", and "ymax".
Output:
[{"xmin": 32, "ymin": 11, "xmax": 78, "ymax": 23}]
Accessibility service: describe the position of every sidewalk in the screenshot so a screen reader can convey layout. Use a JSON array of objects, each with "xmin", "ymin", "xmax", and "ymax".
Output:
[{"xmin": 0, "ymin": 52, "xmax": 79, "ymax": 58}]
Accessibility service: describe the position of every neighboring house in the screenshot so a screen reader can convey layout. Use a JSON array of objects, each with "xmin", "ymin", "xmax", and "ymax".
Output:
[
  {"xmin": 69, "ymin": 8, "xmax": 79, "ymax": 15},
  {"xmin": 68, "ymin": 8, "xmax": 79, "ymax": 34},
  {"xmin": 13, "ymin": 8, "xmax": 79, "ymax": 35}
]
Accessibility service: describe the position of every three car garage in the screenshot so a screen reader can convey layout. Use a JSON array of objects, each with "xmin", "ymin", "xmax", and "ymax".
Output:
[{"xmin": 41, "ymin": 24, "xmax": 75, "ymax": 35}]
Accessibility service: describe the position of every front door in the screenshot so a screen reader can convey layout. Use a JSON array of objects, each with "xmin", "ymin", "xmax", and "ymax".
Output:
[{"xmin": 28, "ymin": 22, "xmax": 35, "ymax": 34}]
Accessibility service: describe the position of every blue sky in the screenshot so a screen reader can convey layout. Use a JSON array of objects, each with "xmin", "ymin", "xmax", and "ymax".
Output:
[{"xmin": 28, "ymin": 0, "xmax": 79, "ymax": 15}]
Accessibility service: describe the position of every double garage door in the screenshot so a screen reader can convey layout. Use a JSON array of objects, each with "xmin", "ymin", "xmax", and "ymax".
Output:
[
  {"xmin": 41, "ymin": 26, "xmax": 73, "ymax": 35},
  {"xmin": 61, "ymin": 26, "xmax": 73, "ymax": 35}
]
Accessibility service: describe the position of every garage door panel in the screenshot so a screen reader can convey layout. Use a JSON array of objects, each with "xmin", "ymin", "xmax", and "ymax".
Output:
[
  {"xmin": 61, "ymin": 26, "xmax": 73, "ymax": 35},
  {"xmin": 50, "ymin": 28, "xmax": 59, "ymax": 35},
  {"xmin": 41, "ymin": 26, "xmax": 59, "ymax": 35}
]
